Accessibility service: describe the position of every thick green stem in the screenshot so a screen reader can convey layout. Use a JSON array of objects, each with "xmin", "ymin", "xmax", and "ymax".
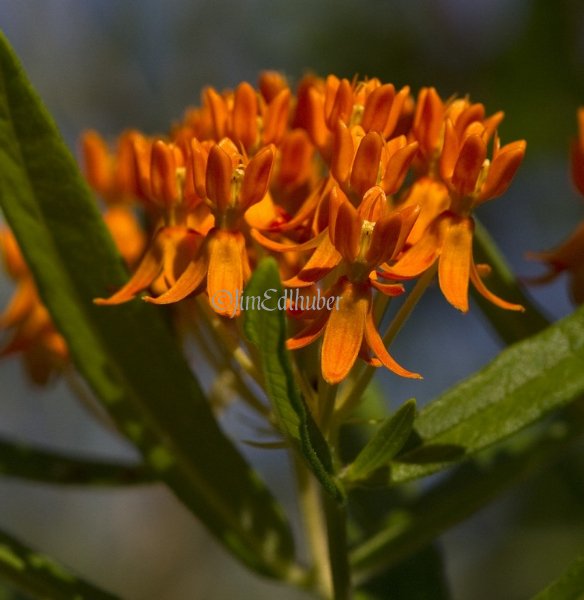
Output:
[{"xmin": 323, "ymin": 493, "xmax": 352, "ymax": 600}]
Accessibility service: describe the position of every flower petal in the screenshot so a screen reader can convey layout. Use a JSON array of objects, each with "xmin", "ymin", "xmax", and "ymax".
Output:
[
  {"xmin": 232, "ymin": 82, "xmax": 258, "ymax": 150},
  {"xmin": 207, "ymin": 230, "xmax": 247, "ymax": 317},
  {"xmin": 350, "ymin": 132, "xmax": 383, "ymax": 197},
  {"xmin": 438, "ymin": 216, "xmax": 473, "ymax": 312},
  {"xmin": 240, "ymin": 145, "xmax": 275, "ymax": 211},
  {"xmin": 94, "ymin": 229, "xmax": 166, "ymax": 305},
  {"xmin": 283, "ymin": 235, "xmax": 341, "ymax": 287},
  {"xmin": 361, "ymin": 84, "xmax": 395, "ymax": 133},
  {"xmin": 451, "ymin": 134, "xmax": 487, "ymax": 196},
  {"xmin": 364, "ymin": 306, "xmax": 421, "ymax": 379},
  {"xmin": 206, "ymin": 144, "xmax": 233, "ymax": 213},
  {"xmin": 478, "ymin": 140, "xmax": 526, "ymax": 202},
  {"xmin": 286, "ymin": 308, "xmax": 329, "ymax": 350},
  {"xmin": 321, "ymin": 281, "xmax": 369, "ymax": 384},
  {"xmin": 469, "ymin": 259, "xmax": 524, "ymax": 312}
]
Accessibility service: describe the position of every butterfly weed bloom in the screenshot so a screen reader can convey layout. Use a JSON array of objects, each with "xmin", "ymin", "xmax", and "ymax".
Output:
[
  {"xmin": 529, "ymin": 108, "xmax": 584, "ymax": 303},
  {"xmin": 0, "ymin": 73, "xmax": 529, "ymax": 388}
]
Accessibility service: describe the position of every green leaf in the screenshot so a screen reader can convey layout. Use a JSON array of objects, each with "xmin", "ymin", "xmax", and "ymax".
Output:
[
  {"xmin": 391, "ymin": 303, "xmax": 584, "ymax": 483},
  {"xmin": 472, "ymin": 219, "xmax": 550, "ymax": 344},
  {"xmin": 243, "ymin": 258, "xmax": 345, "ymax": 502},
  {"xmin": 0, "ymin": 528, "xmax": 118, "ymax": 600},
  {"xmin": 345, "ymin": 399, "xmax": 416, "ymax": 483},
  {"xmin": 0, "ymin": 436, "xmax": 154, "ymax": 486},
  {"xmin": 0, "ymin": 31, "xmax": 295, "ymax": 578},
  {"xmin": 532, "ymin": 554, "xmax": 584, "ymax": 600},
  {"xmin": 352, "ymin": 413, "xmax": 582, "ymax": 583}
]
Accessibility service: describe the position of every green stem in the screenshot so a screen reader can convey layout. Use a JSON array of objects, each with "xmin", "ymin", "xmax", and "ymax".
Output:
[
  {"xmin": 337, "ymin": 264, "xmax": 437, "ymax": 419},
  {"xmin": 323, "ymin": 493, "xmax": 352, "ymax": 599},
  {"xmin": 292, "ymin": 454, "xmax": 332, "ymax": 598}
]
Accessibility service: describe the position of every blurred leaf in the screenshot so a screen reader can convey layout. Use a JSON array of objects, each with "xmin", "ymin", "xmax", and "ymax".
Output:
[
  {"xmin": 345, "ymin": 399, "xmax": 416, "ymax": 483},
  {"xmin": 391, "ymin": 303, "xmax": 584, "ymax": 482},
  {"xmin": 352, "ymin": 415, "xmax": 583, "ymax": 583},
  {"xmin": 0, "ymin": 528, "xmax": 117, "ymax": 600},
  {"xmin": 355, "ymin": 544, "xmax": 450, "ymax": 600},
  {"xmin": 244, "ymin": 258, "xmax": 345, "ymax": 502},
  {"xmin": 0, "ymin": 31, "xmax": 294, "ymax": 578},
  {"xmin": 473, "ymin": 220, "xmax": 550, "ymax": 344},
  {"xmin": 532, "ymin": 554, "xmax": 584, "ymax": 600},
  {"xmin": 0, "ymin": 436, "xmax": 153, "ymax": 486}
]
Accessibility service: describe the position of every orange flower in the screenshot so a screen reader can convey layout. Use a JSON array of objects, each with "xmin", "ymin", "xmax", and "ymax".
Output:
[
  {"xmin": 94, "ymin": 137, "xmax": 203, "ymax": 305},
  {"xmin": 386, "ymin": 116, "xmax": 526, "ymax": 313},
  {"xmin": 286, "ymin": 186, "xmax": 421, "ymax": 383},
  {"xmin": 144, "ymin": 140, "xmax": 275, "ymax": 316}
]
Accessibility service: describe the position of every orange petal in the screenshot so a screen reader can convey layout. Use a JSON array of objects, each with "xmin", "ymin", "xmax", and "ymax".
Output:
[
  {"xmin": 263, "ymin": 88, "xmax": 291, "ymax": 145},
  {"xmin": 451, "ymin": 134, "xmax": 487, "ymax": 196},
  {"xmin": 81, "ymin": 130, "xmax": 111, "ymax": 194},
  {"xmin": 321, "ymin": 281, "xmax": 369, "ymax": 384},
  {"xmin": 331, "ymin": 120, "xmax": 354, "ymax": 185},
  {"xmin": 329, "ymin": 189, "xmax": 361, "ymax": 261},
  {"xmin": 240, "ymin": 145, "xmax": 275, "ymax": 211},
  {"xmin": 151, "ymin": 140, "xmax": 179, "ymax": 207},
  {"xmin": 251, "ymin": 228, "xmax": 326, "ymax": 253},
  {"xmin": 438, "ymin": 216, "xmax": 473, "ymax": 312},
  {"xmin": 283, "ymin": 235, "xmax": 341, "ymax": 287},
  {"xmin": 0, "ymin": 279, "xmax": 37, "ymax": 328},
  {"xmin": 361, "ymin": 84, "xmax": 395, "ymax": 133},
  {"xmin": 207, "ymin": 230, "xmax": 247, "ymax": 317},
  {"xmin": 144, "ymin": 236, "xmax": 209, "ymax": 305},
  {"xmin": 286, "ymin": 308, "xmax": 329, "ymax": 350},
  {"xmin": 367, "ymin": 210, "xmax": 404, "ymax": 266},
  {"xmin": 350, "ymin": 132, "xmax": 383, "ymax": 197},
  {"xmin": 478, "ymin": 140, "xmax": 526, "ymax": 202},
  {"xmin": 413, "ymin": 87, "xmax": 443, "ymax": 156},
  {"xmin": 232, "ymin": 82, "xmax": 258, "ymax": 150},
  {"xmin": 381, "ymin": 140, "xmax": 419, "ymax": 195},
  {"xmin": 383, "ymin": 86, "xmax": 410, "ymax": 139},
  {"xmin": 94, "ymin": 230, "xmax": 165, "ymax": 305},
  {"xmin": 204, "ymin": 86, "xmax": 228, "ymax": 140},
  {"xmin": 206, "ymin": 144, "xmax": 233, "ymax": 212},
  {"xmin": 469, "ymin": 259, "xmax": 524, "ymax": 312},
  {"xmin": 384, "ymin": 216, "xmax": 443, "ymax": 279},
  {"xmin": 370, "ymin": 275, "xmax": 405, "ymax": 297},
  {"xmin": 190, "ymin": 138, "xmax": 210, "ymax": 199},
  {"xmin": 364, "ymin": 308, "xmax": 421, "ymax": 379},
  {"xmin": 326, "ymin": 78, "xmax": 353, "ymax": 129},
  {"xmin": 439, "ymin": 119, "xmax": 459, "ymax": 182}
]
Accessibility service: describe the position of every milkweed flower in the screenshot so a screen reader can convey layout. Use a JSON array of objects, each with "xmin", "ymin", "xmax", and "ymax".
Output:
[
  {"xmin": 384, "ymin": 91, "xmax": 526, "ymax": 313},
  {"xmin": 286, "ymin": 186, "xmax": 421, "ymax": 384}
]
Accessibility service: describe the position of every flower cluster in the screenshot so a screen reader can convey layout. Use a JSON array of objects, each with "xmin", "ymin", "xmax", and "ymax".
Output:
[{"xmin": 1, "ymin": 73, "xmax": 527, "ymax": 384}]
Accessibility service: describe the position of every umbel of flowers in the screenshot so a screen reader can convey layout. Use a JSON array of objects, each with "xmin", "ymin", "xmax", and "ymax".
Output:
[{"xmin": 1, "ymin": 73, "xmax": 526, "ymax": 385}]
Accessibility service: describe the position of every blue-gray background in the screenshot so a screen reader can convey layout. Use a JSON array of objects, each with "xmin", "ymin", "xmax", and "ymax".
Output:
[{"xmin": 1, "ymin": 1, "xmax": 584, "ymax": 598}]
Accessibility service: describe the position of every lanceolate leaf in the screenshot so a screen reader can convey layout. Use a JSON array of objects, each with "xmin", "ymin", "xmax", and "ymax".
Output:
[
  {"xmin": 392, "ymin": 303, "xmax": 584, "ymax": 482},
  {"xmin": 0, "ymin": 436, "xmax": 153, "ymax": 486},
  {"xmin": 244, "ymin": 258, "xmax": 345, "ymax": 502},
  {"xmin": 0, "ymin": 31, "xmax": 294, "ymax": 577},
  {"xmin": 0, "ymin": 528, "xmax": 118, "ymax": 600},
  {"xmin": 345, "ymin": 399, "xmax": 416, "ymax": 483}
]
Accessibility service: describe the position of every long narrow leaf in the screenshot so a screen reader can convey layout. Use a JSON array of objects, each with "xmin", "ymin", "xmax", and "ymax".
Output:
[
  {"xmin": 0, "ymin": 31, "xmax": 294, "ymax": 577},
  {"xmin": 243, "ymin": 258, "xmax": 345, "ymax": 502},
  {"xmin": 352, "ymin": 414, "xmax": 582, "ymax": 584},
  {"xmin": 345, "ymin": 399, "xmax": 416, "ymax": 483},
  {"xmin": 392, "ymin": 303, "xmax": 584, "ymax": 482},
  {"xmin": 0, "ymin": 528, "xmax": 118, "ymax": 600},
  {"xmin": 0, "ymin": 437, "xmax": 153, "ymax": 486}
]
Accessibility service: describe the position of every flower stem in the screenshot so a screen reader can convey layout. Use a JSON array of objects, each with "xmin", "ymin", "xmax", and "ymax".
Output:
[
  {"xmin": 323, "ymin": 492, "xmax": 352, "ymax": 599},
  {"xmin": 292, "ymin": 453, "xmax": 333, "ymax": 598}
]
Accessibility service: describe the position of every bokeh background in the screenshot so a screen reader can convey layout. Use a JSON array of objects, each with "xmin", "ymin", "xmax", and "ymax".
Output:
[{"xmin": 1, "ymin": 1, "xmax": 584, "ymax": 598}]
